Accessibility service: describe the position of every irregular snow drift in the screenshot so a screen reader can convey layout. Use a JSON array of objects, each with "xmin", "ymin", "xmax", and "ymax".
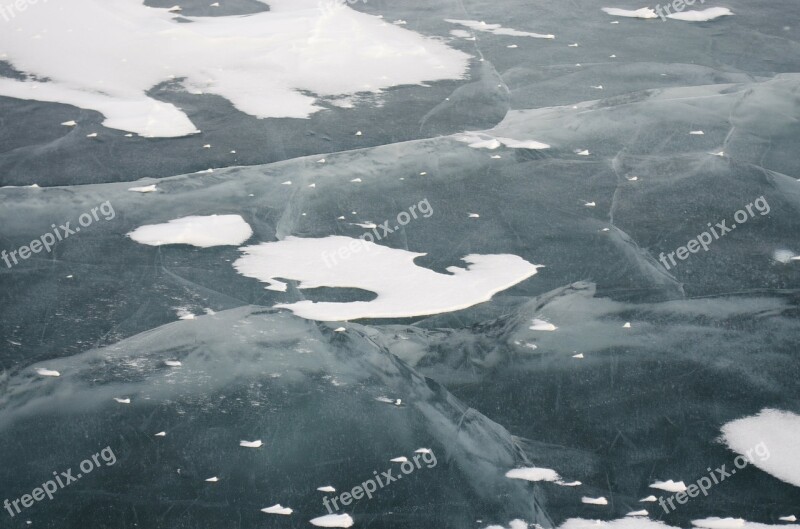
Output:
[
  {"xmin": 128, "ymin": 215, "xmax": 253, "ymax": 248},
  {"xmin": 445, "ymin": 19, "xmax": 554, "ymax": 39},
  {"xmin": 233, "ymin": 236, "xmax": 541, "ymax": 320},
  {"xmin": 0, "ymin": 0, "xmax": 470, "ymax": 137},
  {"xmin": 721, "ymin": 408, "xmax": 800, "ymax": 488},
  {"xmin": 667, "ymin": 8, "xmax": 733, "ymax": 21}
]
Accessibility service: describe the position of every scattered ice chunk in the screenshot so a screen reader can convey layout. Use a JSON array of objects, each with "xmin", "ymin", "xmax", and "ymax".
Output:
[
  {"xmin": 626, "ymin": 176, "xmax": 638, "ymax": 181},
  {"xmin": 167, "ymin": 5, "xmax": 182, "ymax": 12},
  {"xmin": 582, "ymin": 496, "xmax": 608, "ymax": 505},
  {"xmin": 355, "ymin": 131, "xmax": 362, "ymax": 136},
  {"xmin": 445, "ymin": 19, "xmax": 554, "ymax": 39},
  {"xmin": 61, "ymin": 120, "xmax": 77, "ymax": 127},
  {"xmin": 711, "ymin": 151, "xmax": 725, "ymax": 156},
  {"xmin": 415, "ymin": 448, "xmax": 432, "ymax": 454},
  {"xmin": 667, "ymin": 7, "xmax": 733, "ymax": 21},
  {"xmin": 282, "ymin": 181, "xmax": 292, "ymax": 185},
  {"xmin": 572, "ymin": 353, "xmax": 584, "ymax": 359},
  {"xmin": 576, "ymin": 149, "xmax": 590, "ymax": 156},
  {"xmin": 261, "ymin": 504, "xmax": 292, "ymax": 515},
  {"xmin": 469, "ymin": 213, "xmax": 480, "ymax": 218},
  {"xmin": 556, "ymin": 480, "xmax": 582, "ymax": 486},
  {"xmin": 86, "ymin": 133, "xmax": 98, "ymax": 138},
  {"xmin": 317, "ymin": 486, "xmax": 336, "ymax": 492},
  {"xmin": 507, "ymin": 44, "xmax": 518, "ymax": 48},
  {"xmin": 721, "ymin": 408, "xmax": 800, "ymax": 487},
  {"xmin": 310, "ymin": 513, "xmax": 354, "ymax": 528},
  {"xmin": 779, "ymin": 516, "xmax": 797, "ymax": 522},
  {"xmin": 626, "ymin": 511, "xmax": 648, "ymax": 517},
  {"xmin": 505, "ymin": 467, "xmax": 561, "ymax": 482},
  {"xmin": 128, "ymin": 184, "xmax": 158, "ymax": 193},
  {"xmin": 334, "ymin": 327, "xmax": 346, "ymax": 332},
  {"xmin": 350, "ymin": 178, "xmax": 362, "ymax": 183},
  {"xmin": 601, "ymin": 7, "xmax": 657, "ymax": 19},
  {"xmin": 164, "ymin": 360, "xmax": 182, "ymax": 367},
  {"xmin": 240, "ymin": 440, "xmax": 263, "ymax": 448},
  {"xmin": 456, "ymin": 133, "xmax": 549, "ymax": 150},
  {"xmin": 114, "ymin": 397, "xmax": 131, "ymax": 404},
  {"xmin": 690, "ymin": 130, "xmax": 705, "ymax": 135},
  {"xmin": 203, "ymin": 144, "xmax": 211, "ymax": 149},
  {"xmin": 390, "ymin": 457, "xmax": 408, "ymax": 463},
  {"xmin": 692, "ymin": 518, "xmax": 745, "ymax": 529},
  {"xmin": 591, "ymin": 85, "xmax": 603, "ymax": 90},
  {"xmin": 568, "ymin": 43, "xmax": 579, "ymax": 47},
  {"xmin": 205, "ymin": 476, "xmax": 219, "ymax": 482},
  {"xmin": 650, "ymin": 480, "xmax": 686, "ymax": 492},
  {"xmin": 584, "ymin": 202, "xmax": 596, "ymax": 207},
  {"xmin": 609, "ymin": 54, "xmax": 616, "ymax": 58},
  {"xmin": 623, "ymin": 322, "xmax": 631, "ymax": 328},
  {"xmin": 530, "ymin": 319, "xmax": 557, "ymax": 331},
  {"xmin": 128, "ymin": 215, "xmax": 253, "ymax": 248},
  {"xmin": 155, "ymin": 431, "xmax": 166, "ymax": 437},
  {"xmin": 639, "ymin": 495, "xmax": 657, "ymax": 502},
  {"xmin": 35, "ymin": 368, "xmax": 60, "ymax": 377}
]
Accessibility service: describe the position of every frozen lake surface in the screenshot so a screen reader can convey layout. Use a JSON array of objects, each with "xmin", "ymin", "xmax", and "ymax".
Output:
[{"xmin": 0, "ymin": 0, "xmax": 798, "ymax": 528}]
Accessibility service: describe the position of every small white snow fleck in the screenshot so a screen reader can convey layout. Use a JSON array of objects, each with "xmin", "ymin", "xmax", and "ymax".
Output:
[
  {"xmin": 240, "ymin": 440, "xmax": 263, "ymax": 448},
  {"xmin": 35, "ymin": 368, "xmax": 60, "ymax": 377}
]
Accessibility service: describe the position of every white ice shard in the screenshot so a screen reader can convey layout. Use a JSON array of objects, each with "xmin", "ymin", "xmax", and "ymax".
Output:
[
  {"xmin": 505, "ymin": 467, "xmax": 561, "ymax": 482},
  {"xmin": 35, "ymin": 368, "xmax": 60, "ymax": 377},
  {"xmin": 601, "ymin": 7, "xmax": 657, "ymax": 19},
  {"xmin": 128, "ymin": 184, "xmax": 158, "ymax": 193},
  {"xmin": 310, "ymin": 513, "xmax": 354, "ymax": 528},
  {"xmin": 581, "ymin": 496, "xmax": 608, "ymax": 505},
  {"xmin": 650, "ymin": 480, "xmax": 686, "ymax": 492},
  {"xmin": 667, "ymin": 8, "xmax": 733, "ymax": 21},
  {"xmin": 261, "ymin": 504, "xmax": 292, "ymax": 515}
]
